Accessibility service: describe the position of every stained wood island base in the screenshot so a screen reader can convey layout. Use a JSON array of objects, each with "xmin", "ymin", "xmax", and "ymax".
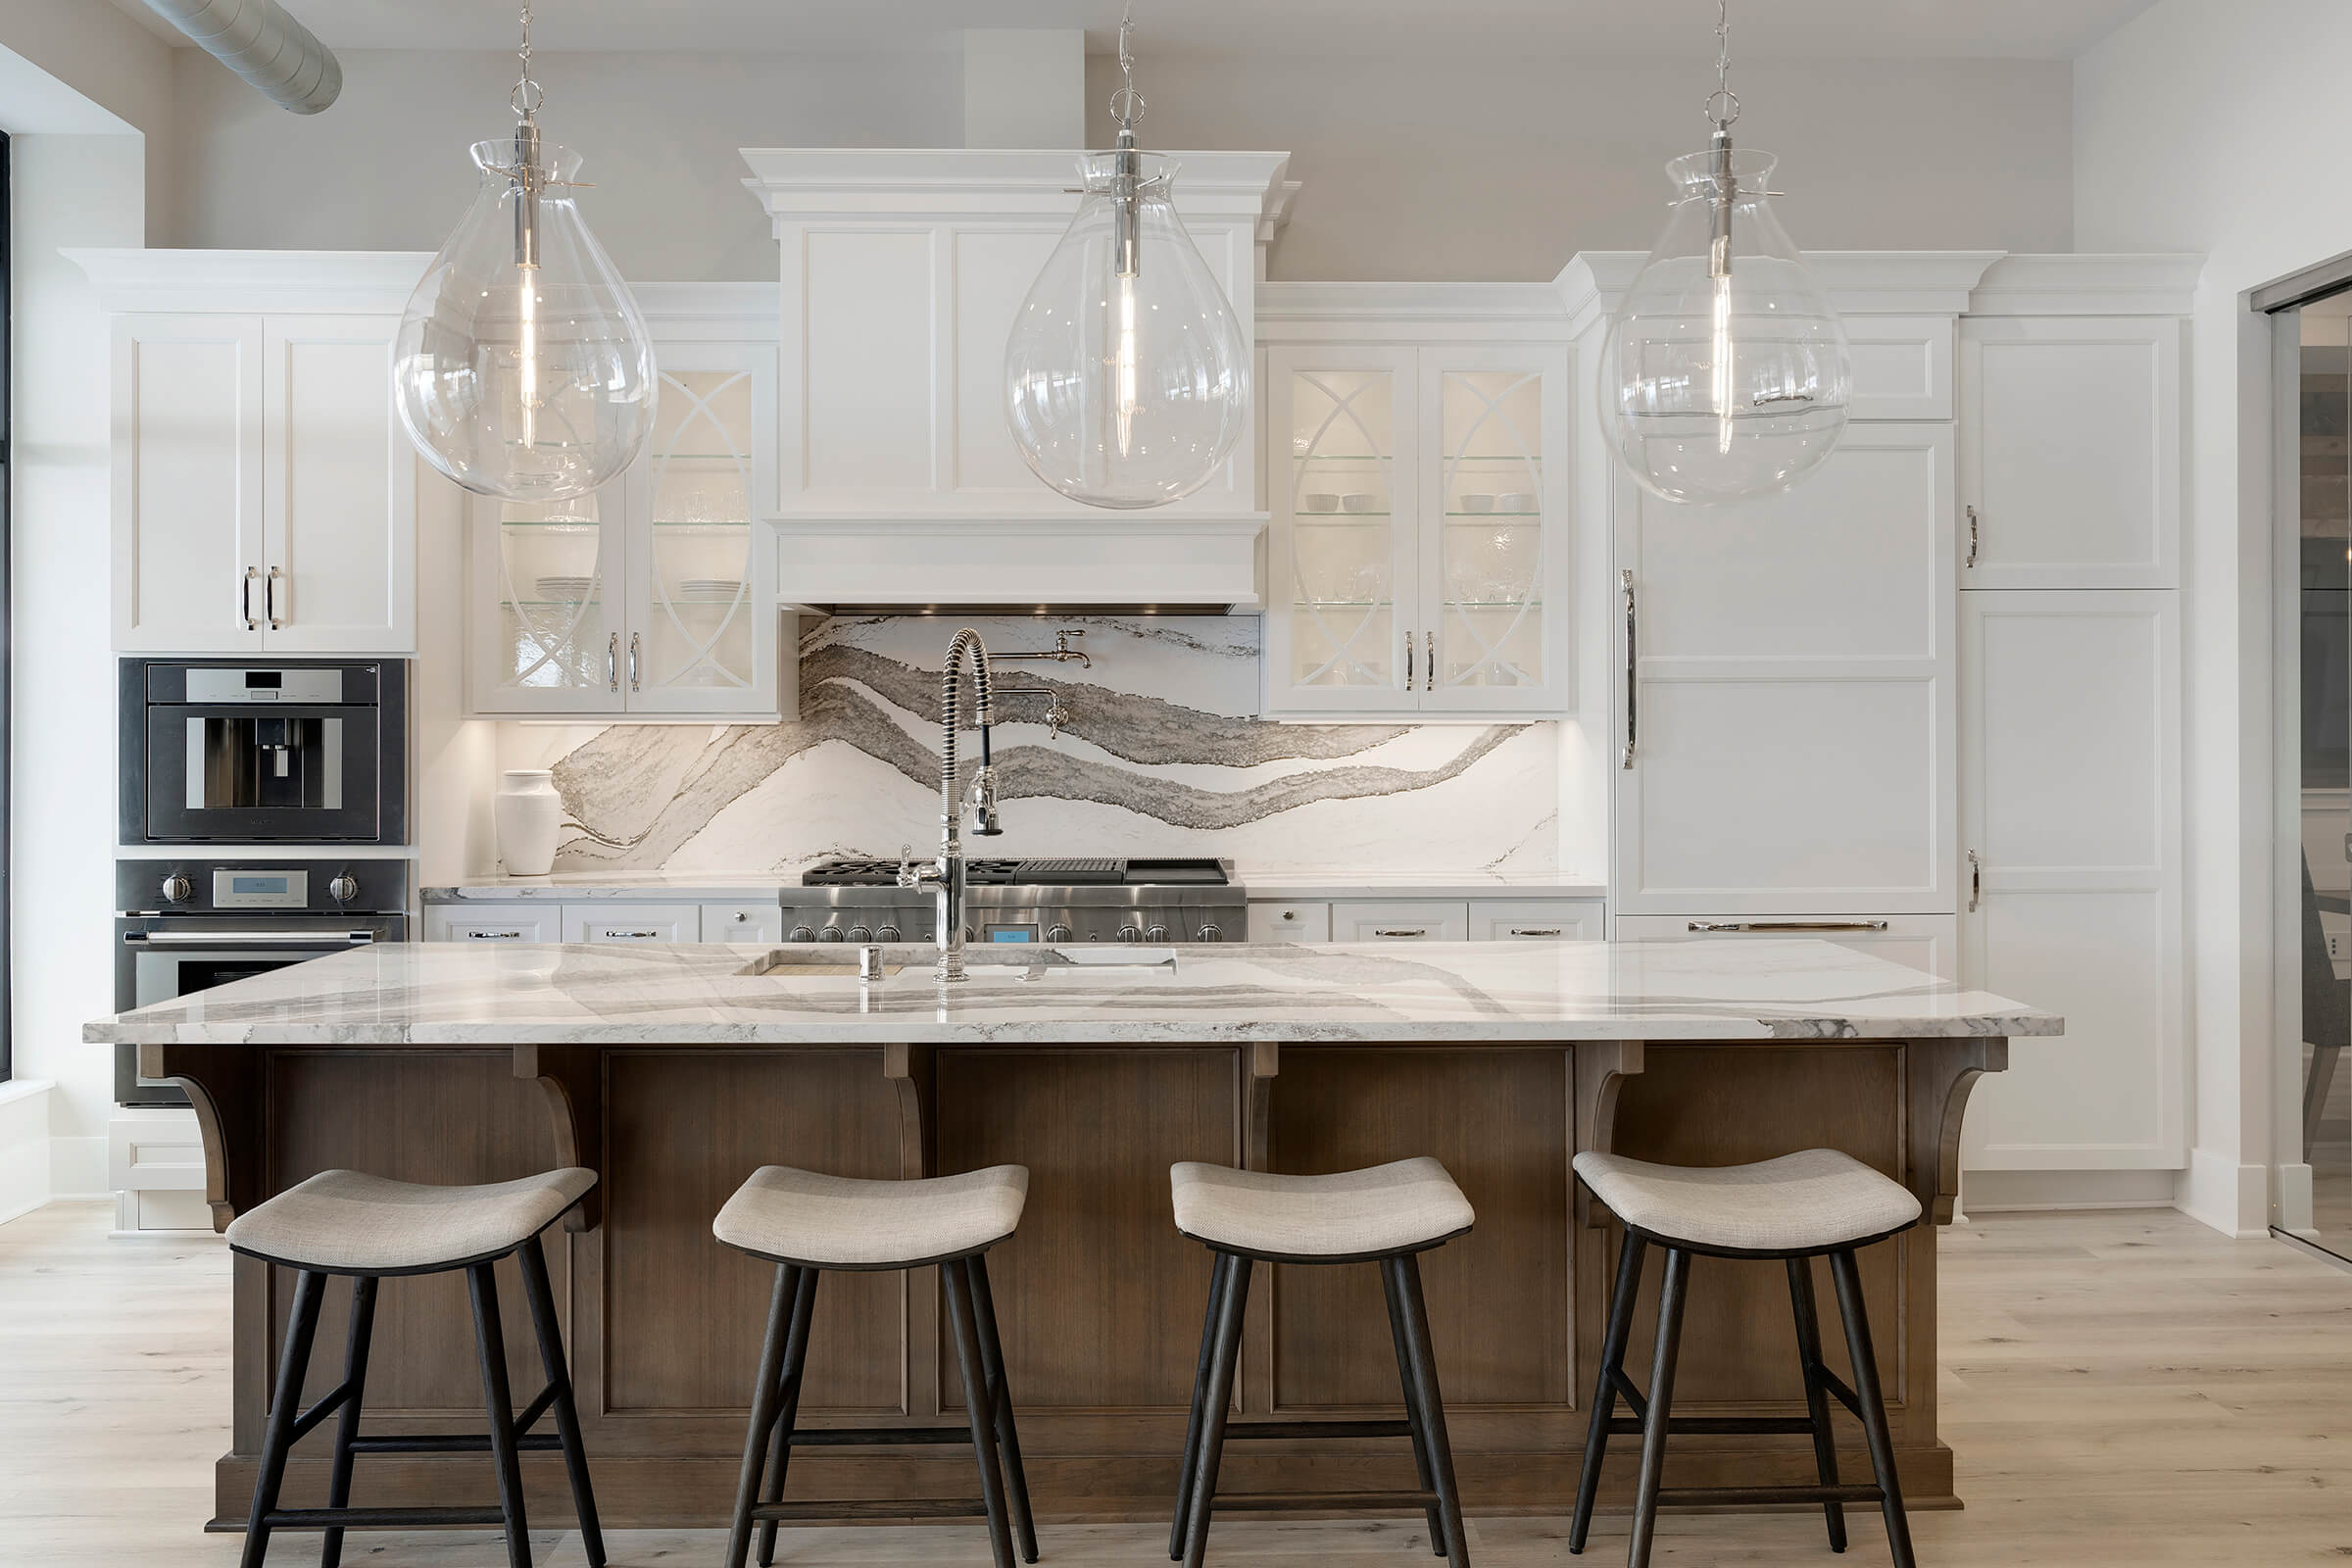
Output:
[{"xmin": 84, "ymin": 938, "xmax": 2060, "ymax": 1534}]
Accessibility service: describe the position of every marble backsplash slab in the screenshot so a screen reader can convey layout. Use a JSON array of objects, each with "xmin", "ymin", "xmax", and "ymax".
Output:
[{"xmin": 496, "ymin": 615, "xmax": 1565, "ymax": 878}]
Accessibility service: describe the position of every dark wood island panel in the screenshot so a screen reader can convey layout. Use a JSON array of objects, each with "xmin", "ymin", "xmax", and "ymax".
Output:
[{"xmin": 149, "ymin": 1035, "xmax": 2001, "ymax": 1530}]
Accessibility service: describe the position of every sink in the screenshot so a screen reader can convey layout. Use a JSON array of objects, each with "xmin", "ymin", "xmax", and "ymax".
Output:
[{"xmin": 738, "ymin": 945, "xmax": 1179, "ymax": 978}]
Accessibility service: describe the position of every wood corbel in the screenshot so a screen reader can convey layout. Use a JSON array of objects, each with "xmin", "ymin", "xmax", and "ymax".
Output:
[
  {"xmin": 1572, "ymin": 1039, "xmax": 1644, "ymax": 1229},
  {"xmin": 513, "ymin": 1044, "xmax": 604, "ymax": 1232},
  {"xmin": 1906, "ymin": 1037, "xmax": 2008, "ymax": 1224},
  {"xmin": 145, "ymin": 1043, "xmax": 266, "ymax": 1235},
  {"xmin": 883, "ymin": 1042, "xmax": 942, "ymax": 1416},
  {"xmin": 1243, "ymin": 1041, "xmax": 1279, "ymax": 1171}
]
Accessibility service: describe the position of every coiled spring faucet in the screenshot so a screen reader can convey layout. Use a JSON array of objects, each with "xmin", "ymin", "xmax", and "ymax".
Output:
[{"xmin": 898, "ymin": 628, "xmax": 1004, "ymax": 981}]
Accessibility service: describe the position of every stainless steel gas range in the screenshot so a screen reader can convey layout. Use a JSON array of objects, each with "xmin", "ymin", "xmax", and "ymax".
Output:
[{"xmin": 783, "ymin": 857, "xmax": 1244, "ymax": 947}]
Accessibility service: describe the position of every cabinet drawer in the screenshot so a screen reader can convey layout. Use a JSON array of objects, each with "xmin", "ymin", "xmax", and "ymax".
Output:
[
  {"xmin": 423, "ymin": 905, "xmax": 560, "ymax": 944},
  {"xmin": 1330, "ymin": 901, "xmax": 1470, "ymax": 943},
  {"xmin": 703, "ymin": 903, "xmax": 784, "ymax": 943},
  {"xmin": 1611, "ymin": 913, "xmax": 1957, "ymax": 980},
  {"xmin": 1248, "ymin": 902, "xmax": 1331, "ymax": 943},
  {"xmin": 562, "ymin": 903, "xmax": 698, "ymax": 945},
  {"xmin": 1469, "ymin": 899, "xmax": 1604, "ymax": 942}
]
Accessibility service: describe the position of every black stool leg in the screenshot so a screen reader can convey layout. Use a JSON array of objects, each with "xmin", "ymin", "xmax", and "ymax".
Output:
[
  {"xmin": 1786, "ymin": 1256, "xmax": 1847, "ymax": 1553},
  {"xmin": 1178, "ymin": 1251, "xmax": 1251, "ymax": 1568},
  {"xmin": 1168, "ymin": 1250, "xmax": 1231, "ymax": 1561},
  {"xmin": 1569, "ymin": 1230, "xmax": 1647, "ymax": 1555},
  {"xmin": 1624, "ymin": 1247, "xmax": 1690, "ymax": 1568},
  {"xmin": 1380, "ymin": 1256, "xmax": 1447, "ymax": 1558},
  {"xmin": 754, "ymin": 1267, "xmax": 820, "ymax": 1568},
  {"xmin": 944, "ymin": 1252, "xmax": 1018, "ymax": 1568},
  {"xmin": 517, "ymin": 1236, "xmax": 607, "ymax": 1568},
  {"xmin": 725, "ymin": 1265, "xmax": 801, "ymax": 1568},
  {"xmin": 968, "ymin": 1254, "xmax": 1041, "ymax": 1563},
  {"xmin": 318, "ymin": 1275, "xmax": 377, "ymax": 1568},
  {"xmin": 1387, "ymin": 1253, "xmax": 1471, "ymax": 1568},
  {"xmin": 1829, "ymin": 1250, "xmax": 1917, "ymax": 1568},
  {"xmin": 467, "ymin": 1262, "xmax": 533, "ymax": 1568},
  {"xmin": 241, "ymin": 1267, "xmax": 327, "ymax": 1568}
]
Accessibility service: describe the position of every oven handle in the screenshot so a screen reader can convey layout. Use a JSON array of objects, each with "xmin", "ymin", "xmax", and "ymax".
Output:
[{"xmin": 123, "ymin": 930, "xmax": 379, "ymax": 946}]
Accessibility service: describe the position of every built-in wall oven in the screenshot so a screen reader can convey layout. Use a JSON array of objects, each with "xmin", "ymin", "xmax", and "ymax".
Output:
[
  {"xmin": 114, "ymin": 858, "xmax": 409, "ymax": 1105},
  {"xmin": 120, "ymin": 660, "xmax": 408, "ymax": 845}
]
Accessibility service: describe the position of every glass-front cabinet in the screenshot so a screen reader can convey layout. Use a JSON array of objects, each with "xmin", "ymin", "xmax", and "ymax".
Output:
[
  {"xmin": 469, "ymin": 341, "xmax": 782, "ymax": 717},
  {"xmin": 1263, "ymin": 344, "xmax": 1569, "ymax": 717}
]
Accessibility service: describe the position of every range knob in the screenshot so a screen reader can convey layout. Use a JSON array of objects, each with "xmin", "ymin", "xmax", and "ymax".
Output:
[
  {"xmin": 788, "ymin": 925, "xmax": 817, "ymax": 943},
  {"xmin": 1046, "ymin": 924, "xmax": 1074, "ymax": 944},
  {"xmin": 846, "ymin": 925, "xmax": 874, "ymax": 944},
  {"xmin": 1195, "ymin": 922, "xmax": 1224, "ymax": 943},
  {"xmin": 327, "ymin": 873, "xmax": 360, "ymax": 904},
  {"xmin": 817, "ymin": 926, "xmax": 845, "ymax": 943},
  {"xmin": 876, "ymin": 924, "xmax": 903, "ymax": 943},
  {"xmin": 159, "ymin": 873, "xmax": 195, "ymax": 905},
  {"xmin": 1146, "ymin": 924, "xmax": 1170, "ymax": 944},
  {"xmin": 1114, "ymin": 925, "xmax": 1143, "ymax": 944}
]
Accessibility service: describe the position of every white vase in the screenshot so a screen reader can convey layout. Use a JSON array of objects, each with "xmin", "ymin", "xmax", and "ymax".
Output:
[{"xmin": 495, "ymin": 770, "xmax": 564, "ymax": 877}]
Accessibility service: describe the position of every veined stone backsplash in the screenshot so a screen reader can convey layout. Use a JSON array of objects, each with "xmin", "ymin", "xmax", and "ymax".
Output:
[{"xmin": 496, "ymin": 616, "xmax": 1565, "ymax": 878}]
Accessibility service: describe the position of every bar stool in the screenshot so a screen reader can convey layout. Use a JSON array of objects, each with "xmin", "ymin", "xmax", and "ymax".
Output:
[
  {"xmin": 1167, "ymin": 1157, "xmax": 1476, "ymax": 1568},
  {"xmin": 221, "ymin": 1167, "xmax": 605, "ymax": 1568},
  {"xmin": 712, "ymin": 1163, "xmax": 1039, "ymax": 1568},
  {"xmin": 1568, "ymin": 1149, "xmax": 1922, "ymax": 1568}
]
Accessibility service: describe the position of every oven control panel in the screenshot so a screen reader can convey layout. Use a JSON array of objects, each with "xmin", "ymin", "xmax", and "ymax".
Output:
[
  {"xmin": 117, "ymin": 858, "xmax": 409, "ymax": 916},
  {"xmin": 213, "ymin": 869, "xmax": 309, "ymax": 908}
]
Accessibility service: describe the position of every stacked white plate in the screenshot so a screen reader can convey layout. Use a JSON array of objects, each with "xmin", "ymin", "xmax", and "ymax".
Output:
[
  {"xmin": 672, "ymin": 578, "xmax": 741, "ymax": 605},
  {"xmin": 533, "ymin": 576, "xmax": 595, "ymax": 602}
]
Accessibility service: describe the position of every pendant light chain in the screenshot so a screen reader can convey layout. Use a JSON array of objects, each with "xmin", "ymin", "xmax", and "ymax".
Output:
[
  {"xmin": 1110, "ymin": 1, "xmax": 1144, "ymax": 139},
  {"xmin": 1707, "ymin": 0, "xmax": 1739, "ymax": 132},
  {"xmin": 512, "ymin": 2, "xmax": 543, "ymax": 125}
]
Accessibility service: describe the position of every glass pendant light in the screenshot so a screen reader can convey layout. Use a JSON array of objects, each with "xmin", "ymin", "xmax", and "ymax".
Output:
[
  {"xmin": 1602, "ymin": 0, "xmax": 1850, "ymax": 505},
  {"xmin": 394, "ymin": 3, "xmax": 655, "ymax": 503},
  {"xmin": 1004, "ymin": 5, "xmax": 1250, "ymax": 510}
]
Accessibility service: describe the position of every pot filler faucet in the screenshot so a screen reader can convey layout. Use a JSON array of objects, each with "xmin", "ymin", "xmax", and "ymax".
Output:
[{"xmin": 899, "ymin": 627, "xmax": 1004, "ymax": 981}]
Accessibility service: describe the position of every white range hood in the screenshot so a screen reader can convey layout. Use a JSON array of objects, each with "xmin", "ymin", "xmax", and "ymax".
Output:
[{"xmin": 740, "ymin": 148, "xmax": 1296, "ymax": 613}]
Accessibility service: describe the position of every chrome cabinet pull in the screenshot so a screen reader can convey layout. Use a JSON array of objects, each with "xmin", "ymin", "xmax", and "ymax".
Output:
[
  {"xmin": 1510, "ymin": 927, "xmax": 1564, "ymax": 938},
  {"xmin": 608, "ymin": 632, "xmax": 620, "ymax": 693},
  {"xmin": 1968, "ymin": 850, "xmax": 1982, "ymax": 912},
  {"xmin": 628, "ymin": 630, "xmax": 641, "ymax": 692},
  {"xmin": 1373, "ymin": 927, "xmax": 1430, "ymax": 939},
  {"xmin": 1423, "ymin": 631, "xmax": 1435, "ymax": 691},
  {"xmin": 1966, "ymin": 505, "xmax": 1980, "ymax": 568},
  {"xmin": 242, "ymin": 566, "xmax": 261, "ymax": 631},
  {"xmin": 465, "ymin": 929, "xmax": 527, "ymax": 941},
  {"xmin": 266, "ymin": 566, "xmax": 286, "ymax": 629},
  {"xmin": 605, "ymin": 928, "xmax": 661, "ymax": 940},
  {"xmin": 1621, "ymin": 569, "xmax": 1638, "ymax": 768},
  {"xmin": 1686, "ymin": 920, "xmax": 1890, "ymax": 934},
  {"xmin": 1404, "ymin": 633, "xmax": 1415, "ymax": 692}
]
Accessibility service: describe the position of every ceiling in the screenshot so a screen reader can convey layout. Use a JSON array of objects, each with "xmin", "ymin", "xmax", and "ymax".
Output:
[{"xmin": 116, "ymin": 0, "xmax": 2164, "ymax": 60}]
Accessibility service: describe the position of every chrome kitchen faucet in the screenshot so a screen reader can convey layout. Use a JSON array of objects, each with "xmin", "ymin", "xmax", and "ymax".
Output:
[{"xmin": 899, "ymin": 627, "xmax": 1004, "ymax": 981}]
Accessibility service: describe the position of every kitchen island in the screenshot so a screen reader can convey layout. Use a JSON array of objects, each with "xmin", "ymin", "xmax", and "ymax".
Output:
[{"xmin": 86, "ymin": 939, "xmax": 2059, "ymax": 1530}]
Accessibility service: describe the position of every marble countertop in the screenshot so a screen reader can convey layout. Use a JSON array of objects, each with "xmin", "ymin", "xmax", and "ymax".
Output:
[
  {"xmin": 86, "ymin": 938, "xmax": 2062, "ymax": 1047},
  {"xmin": 422, "ymin": 872, "xmax": 1609, "ymax": 904}
]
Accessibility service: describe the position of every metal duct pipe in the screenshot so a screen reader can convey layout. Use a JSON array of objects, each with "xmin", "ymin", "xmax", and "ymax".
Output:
[{"xmin": 141, "ymin": 0, "xmax": 343, "ymax": 115}]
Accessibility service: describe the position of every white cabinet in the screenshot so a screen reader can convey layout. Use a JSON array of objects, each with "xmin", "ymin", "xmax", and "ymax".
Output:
[
  {"xmin": 469, "ymin": 339, "xmax": 790, "ymax": 718},
  {"xmin": 564, "ymin": 904, "xmax": 701, "ymax": 945},
  {"xmin": 1330, "ymin": 901, "xmax": 1471, "ymax": 943},
  {"xmin": 1262, "ymin": 345, "xmax": 1571, "ymax": 717},
  {"xmin": 1959, "ymin": 317, "xmax": 2182, "ymax": 589},
  {"xmin": 425, "ymin": 899, "xmax": 782, "ymax": 945},
  {"xmin": 703, "ymin": 902, "xmax": 784, "ymax": 944},
  {"xmin": 1960, "ymin": 590, "xmax": 2183, "ymax": 1170},
  {"xmin": 1611, "ymin": 913, "xmax": 1958, "ymax": 980},
  {"xmin": 1470, "ymin": 899, "xmax": 1605, "ymax": 943},
  {"xmin": 1248, "ymin": 902, "xmax": 1333, "ymax": 944},
  {"xmin": 112, "ymin": 313, "xmax": 416, "ymax": 654},
  {"xmin": 1612, "ymin": 422, "xmax": 1958, "ymax": 916},
  {"xmin": 422, "ymin": 904, "xmax": 564, "ymax": 944}
]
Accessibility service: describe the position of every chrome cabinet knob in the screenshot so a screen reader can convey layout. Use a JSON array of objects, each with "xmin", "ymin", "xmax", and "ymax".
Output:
[
  {"xmin": 876, "ymin": 924, "xmax": 903, "ymax": 943},
  {"xmin": 1146, "ymin": 924, "xmax": 1170, "ymax": 943},
  {"xmin": 1195, "ymin": 922, "xmax": 1223, "ymax": 943},
  {"xmin": 1046, "ymin": 924, "xmax": 1074, "ymax": 943},
  {"xmin": 817, "ymin": 926, "xmax": 845, "ymax": 943},
  {"xmin": 788, "ymin": 925, "xmax": 816, "ymax": 943},
  {"xmin": 1114, "ymin": 925, "xmax": 1142, "ymax": 944},
  {"xmin": 846, "ymin": 925, "xmax": 874, "ymax": 943},
  {"xmin": 327, "ymin": 874, "xmax": 360, "ymax": 904},
  {"xmin": 160, "ymin": 873, "xmax": 195, "ymax": 905}
]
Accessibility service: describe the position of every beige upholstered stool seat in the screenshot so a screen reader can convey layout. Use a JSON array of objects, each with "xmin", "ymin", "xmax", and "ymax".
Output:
[
  {"xmin": 1572, "ymin": 1148, "xmax": 1920, "ymax": 1254},
  {"xmin": 1169, "ymin": 1156, "xmax": 1474, "ymax": 1258},
  {"xmin": 712, "ymin": 1164, "xmax": 1029, "ymax": 1267},
  {"xmin": 223, "ymin": 1166, "xmax": 596, "ymax": 1274}
]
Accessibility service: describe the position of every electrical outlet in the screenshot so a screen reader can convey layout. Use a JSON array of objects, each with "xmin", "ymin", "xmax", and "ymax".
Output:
[{"xmin": 2331, "ymin": 932, "xmax": 2348, "ymax": 962}]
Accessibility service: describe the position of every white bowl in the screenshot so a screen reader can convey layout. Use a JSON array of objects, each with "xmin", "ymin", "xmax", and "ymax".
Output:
[
  {"xmin": 1458, "ymin": 494, "xmax": 1495, "ymax": 514},
  {"xmin": 1302, "ymin": 493, "xmax": 1342, "ymax": 513},
  {"xmin": 1497, "ymin": 492, "xmax": 1537, "ymax": 514},
  {"xmin": 1341, "ymin": 493, "xmax": 1379, "ymax": 513}
]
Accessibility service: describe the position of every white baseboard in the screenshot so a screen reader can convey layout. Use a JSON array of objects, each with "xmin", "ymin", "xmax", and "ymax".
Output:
[
  {"xmin": 1962, "ymin": 1167, "xmax": 2180, "ymax": 1213},
  {"xmin": 0, "ymin": 1079, "xmax": 54, "ymax": 1226},
  {"xmin": 2175, "ymin": 1149, "xmax": 2272, "ymax": 1238}
]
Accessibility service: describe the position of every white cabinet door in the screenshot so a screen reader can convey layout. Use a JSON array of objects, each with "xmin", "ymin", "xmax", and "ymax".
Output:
[
  {"xmin": 1613, "ymin": 422, "xmax": 1957, "ymax": 916},
  {"xmin": 469, "ymin": 480, "xmax": 630, "ymax": 714},
  {"xmin": 702, "ymin": 902, "xmax": 784, "ymax": 943},
  {"xmin": 563, "ymin": 904, "xmax": 699, "ymax": 945},
  {"xmin": 1469, "ymin": 899, "xmax": 1605, "ymax": 943},
  {"xmin": 1330, "ymin": 900, "xmax": 1470, "ymax": 942},
  {"xmin": 1961, "ymin": 591, "xmax": 2182, "ymax": 1170},
  {"xmin": 1612, "ymin": 913, "xmax": 1958, "ymax": 980},
  {"xmin": 1248, "ymin": 902, "xmax": 1332, "ymax": 943},
  {"xmin": 260, "ymin": 316, "xmax": 416, "ymax": 653},
  {"xmin": 1416, "ymin": 348, "xmax": 1572, "ymax": 713},
  {"xmin": 423, "ymin": 904, "xmax": 562, "ymax": 943},
  {"xmin": 112, "ymin": 315, "xmax": 266, "ymax": 653},
  {"xmin": 1845, "ymin": 315, "xmax": 1956, "ymax": 421},
  {"xmin": 1264, "ymin": 347, "xmax": 1421, "ymax": 714},
  {"xmin": 1960, "ymin": 317, "xmax": 2181, "ymax": 589}
]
